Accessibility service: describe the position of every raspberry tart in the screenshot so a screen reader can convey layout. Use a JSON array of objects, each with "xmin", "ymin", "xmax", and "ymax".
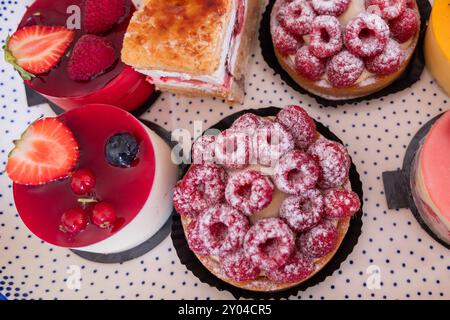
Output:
[
  {"xmin": 270, "ymin": 0, "xmax": 421, "ymax": 100},
  {"xmin": 4, "ymin": 0, "xmax": 154, "ymax": 112},
  {"xmin": 8, "ymin": 104, "xmax": 178, "ymax": 255},
  {"xmin": 174, "ymin": 106, "xmax": 362, "ymax": 292}
]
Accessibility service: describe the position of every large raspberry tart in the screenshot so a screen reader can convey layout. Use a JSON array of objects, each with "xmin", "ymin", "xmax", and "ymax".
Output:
[
  {"xmin": 173, "ymin": 106, "xmax": 361, "ymax": 292},
  {"xmin": 9, "ymin": 104, "xmax": 178, "ymax": 255},
  {"xmin": 270, "ymin": 0, "xmax": 421, "ymax": 100}
]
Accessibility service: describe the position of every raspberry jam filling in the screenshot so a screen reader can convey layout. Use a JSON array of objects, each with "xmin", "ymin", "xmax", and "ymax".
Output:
[{"xmin": 19, "ymin": 0, "xmax": 133, "ymax": 98}]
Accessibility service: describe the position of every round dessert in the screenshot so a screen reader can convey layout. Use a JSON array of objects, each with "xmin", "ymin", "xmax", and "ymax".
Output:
[
  {"xmin": 8, "ymin": 104, "xmax": 178, "ymax": 254},
  {"xmin": 270, "ymin": 0, "xmax": 421, "ymax": 100},
  {"xmin": 173, "ymin": 105, "xmax": 361, "ymax": 292},
  {"xmin": 411, "ymin": 110, "xmax": 450, "ymax": 245},
  {"xmin": 4, "ymin": 0, "xmax": 154, "ymax": 112},
  {"xmin": 424, "ymin": 0, "xmax": 450, "ymax": 96}
]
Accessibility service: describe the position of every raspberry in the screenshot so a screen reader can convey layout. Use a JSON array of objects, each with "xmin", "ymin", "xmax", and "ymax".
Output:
[
  {"xmin": 215, "ymin": 129, "xmax": 251, "ymax": 170},
  {"xmin": 274, "ymin": 150, "xmax": 320, "ymax": 195},
  {"xmin": 220, "ymin": 249, "xmax": 261, "ymax": 282},
  {"xmin": 254, "ymin": 122, "xmax": 295, "ymax": 167},
  {"xmin": 231, "ymin": 113, "xmax": 265, "ymax": 136},
  {"xmin": 83, "ymin": 0, "xmax": 127, "ymax": 34},
  {"xmin": 266, "ymin": 252, "xmax": 314, "ymax": 283},
  {"xmin": 366, "ymin": 0, "xmax": 406, "ymax": 20},
  {"xmin": 389, "ymin": 8, "xmax": 419, "ymax": 43},
  {"xmin": 225, "ymin": 170, "xmax": 275, "ymax": 216},
  {"xmin": 308, "ymin": 139, "xmax": 350, "ymax": 189},
  {"xmin": 186, "ymin": 218, "xmax": 210, "ymax": 256},
  {"xmin": 244, "ymin": 218, "xmax": 295, "ymax": 272},
  {"xmin": 67, "ymin": 35, "xmax": 116, "ymax": 81},
  {"xmin": 311, "ymin": 0, "xmax": 351, "ymax": 16},
  {"xmin": 192, "ymin": 135, "xmax": 216, "ymax": 164},
  {"xmin": 273, "ymin": 26, "xmax": 303, "ymax": 56},
  {"xmin": 326, "ymin": 50, "xmax": 364, "ymax": 87},
  {"xmin": 294, "ymin": 46, "xmax": 326, "ymax": 81},
  {"xmin": 324, "ymin": 188, "xmax": 361, "ymax": 218},
  {"xmin": 309, "ymin": 15, "xmax": 343, "ymax": 58},
  {"xmin": 365, "ymin": 39, "xmax": 404, "ymax": 75},
  {"xmin": 298, "ymin": 220, "xmax": 338, "ymax": 259},
  {"xmin": 344, "ymin": 13, "xmax": 389, "ymax": 58},
  {"xmin": 276, "ymin": 105, "xmax": 317, "ymax": 149},
  {"xmin": 198, "ymin": 204, "xmax": 249, "ymax": 257},
  {"xmin": 277, "ymin": 0, "xmax": 316, "ymax": 37},
  {"xmin": 280, "ymin": 189, "xmax": 324, "ymax": 232},
  {"xmin": 175, "ymin": 164, "xmax": 227, "ymax": 216}
]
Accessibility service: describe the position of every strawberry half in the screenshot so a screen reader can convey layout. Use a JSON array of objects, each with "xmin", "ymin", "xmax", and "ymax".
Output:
[
  {"xmin": 6, "ymin": 118, "xmax": 79, "ymax": 186},
  {"xmin": 3, "ymin": 25, "xmax": 75, "ymax": 80}
]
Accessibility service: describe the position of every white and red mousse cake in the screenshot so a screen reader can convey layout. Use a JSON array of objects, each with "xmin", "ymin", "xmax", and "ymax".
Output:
[
  {"xmin": 7, "ymin": 104, "xmax": 178, "ymax": 254},
  {"xmin": 173, "ymin": 106, "xmax": 361, "ymax": 292},
  {"xmin": 411, "ymin": 111, "xmax": 450, "ymax": 245}
]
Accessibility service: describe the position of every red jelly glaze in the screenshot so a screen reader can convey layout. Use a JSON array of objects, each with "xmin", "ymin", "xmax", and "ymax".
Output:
[
  {"xmin": 19, "ymin": 0, "xmax": 154, "ymax": 112},
  {"xmin": 13, "ymin": 104, "xmax": 155, "ymax": 248}
]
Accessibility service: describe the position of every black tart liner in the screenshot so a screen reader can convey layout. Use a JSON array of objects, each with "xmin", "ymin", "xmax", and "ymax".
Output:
[
  {"xmin": 259, "ymin": 0, "xmax": 431, "ymax": 107},
  {"xmin": 70, "ymin": 120, "xmax": 187, "ymax": 263},
  {"xmin": 383, "ymin": 113, "xmax": 450, "ymax": 250},
  {"xmin": 25, "ymin": 84, "xmax": 161, "ymax": 118},
  {"xmin": 171, "ymin": 107, "xmax": 364, "ymax": 299}
]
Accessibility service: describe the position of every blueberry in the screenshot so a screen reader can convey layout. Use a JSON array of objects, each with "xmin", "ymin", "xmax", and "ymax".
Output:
[{"xmin": 105, "ymin": 133, "xmax": 139, "ymax": 168}]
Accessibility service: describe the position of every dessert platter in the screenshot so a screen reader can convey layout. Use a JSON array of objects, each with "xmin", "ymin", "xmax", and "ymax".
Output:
[{"xmin": 0, "ymin": 0, "xmax": 448, "ymax": 300}]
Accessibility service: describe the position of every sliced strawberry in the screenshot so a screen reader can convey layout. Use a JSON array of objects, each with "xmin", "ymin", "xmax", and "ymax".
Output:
[
  {"xmin": 6, "ymin": 118, "xmax": 79, "ymax": 186},
  {"xmin": 4, "ymin": 25, "xmax": 75, "ymax": 80}
]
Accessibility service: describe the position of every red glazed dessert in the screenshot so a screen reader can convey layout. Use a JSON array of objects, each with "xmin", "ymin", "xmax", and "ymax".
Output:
[
  {"xmin": 8, "ymin": 104, "xmax": 178, "ymax": 254},
  {"xmin": 174, "ymin": 105, "xmax": 361, "ymax": 292},
  {"xmin": 411, "ymin": 111, "xmax": 450, "ymax": 245},
  {"xmin": 5, "ymin": 0, "xmax": 154, "ymax": 112},
  {"xmin": 270, "ymin": 0, "xmax": 421, "ymax": 100}
]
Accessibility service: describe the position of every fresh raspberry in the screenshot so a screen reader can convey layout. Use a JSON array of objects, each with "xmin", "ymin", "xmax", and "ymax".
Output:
[
  {"xmin": 280, "ymin": 189, "xmax": 324, "ymax": 232},
  {"xmin": 294, "ymin": 46, "xmax": 326, "ymax": 81},
  {"xmin": 220, "ymin": 249, "xmax": 261, "ymax": 282},
  {"xmin": 298, "ymin": 220, "xmax": 338, "ymax": 259},
  {"xmin": 226, "ymin": 170, "xmax": 274, "ymax": 216},
  {"xmin": 365, "ymin": 39, "xmax": 404, "ymax": 75},
  {"xmin": 215, "ymin": 129, "xmax": 251, "ymax": 170},
  {"xmin": 309, "ymin": 15, "xmax": 343, "ymax": 58},
  {"xmin": 174, "ymin": 164, "xmax": 227, "ymax": 217},
  {"xmin": 366, "ymin": 0, "xmax": 406, "ymax": 20},
  {"xmin": 192, "ymin": 135, "xmax": 216, "ymax": 165},
  {"xmin": 324, "ymin": 188, "xmax": 361, "ymax": 218},
  {"xmin": 198, "ymin": 204, "xmax": 249, "ymax": 257},
  {"xmin": 308, "ymin": 139, "xmax": 350, "ymax": 189},
  {"xmin": 311, "ymin": 0, "xmax": 351, "ymax": 16},
  {"xmin": 389, "ymin": 8, "xmax": 419, "ymax": 43},
  {"xmin": 277, "ymin": 0, "xmax": 316, "ymax": 37},
  {"xmin": 326, "ymin": 50, "xmax": 364, "ymax": 87},
  {"xmin": 254, "ymin": 122, "xmax": 295, "ymax": 167},
  {"xmin": 406, "ymin": 0, "xmax": 416, "ymax": 9},
  {"xmin": 344, "ymin": 13, "xmax": 389, "ymax": 58},
  {"xmin": 67, "ymin": 35, "xmax": 116, "ymax": 81},
  {"xmin": 274, "ymin": 150, "xmax": 320, "ymax": 195},
  {"xmin": 186, "ymin": 218, "xmax": 210, "ymax": 256},
  {"xmin": 266, "ymin": 251, "xmax": 314, "ymax": 283},
  {"xmin": 276, "ymin": 105, "xmax": 317, "ymax": 149},
  {"xmin": 231, "ymin": 113, "xmax": 265, "ymax": 136},
  {"xmin": 273, "ymin": 26, "xmax": 303, "ymax": 56},
  {"xmin": 83, "ymin": 0, "xmax": 127, "ymax": 34},
  {"xmin": 244, "ymin": 218, "xmax": 295, "ymax": 272}
]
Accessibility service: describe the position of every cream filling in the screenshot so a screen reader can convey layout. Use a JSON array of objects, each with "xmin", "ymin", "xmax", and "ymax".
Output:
[{"xmin": 139, "ymin": 0, "xmax": 243, "ymax": 88}]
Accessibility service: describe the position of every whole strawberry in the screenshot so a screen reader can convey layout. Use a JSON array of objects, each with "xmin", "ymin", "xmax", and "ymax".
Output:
[{"xmin": 68, "ymin": 35, "xmax": 116, "ymax": 81}]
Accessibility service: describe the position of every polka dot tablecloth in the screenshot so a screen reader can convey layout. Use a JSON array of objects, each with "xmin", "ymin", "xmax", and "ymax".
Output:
[{"xmin": 0, "ymin": 0, "xmax": 448, "ymax": 300}]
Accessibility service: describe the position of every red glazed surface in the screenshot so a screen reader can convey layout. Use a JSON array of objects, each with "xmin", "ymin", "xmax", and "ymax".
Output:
[
  {"xmin": 13, "ymin": 104, "xmax": 156, "ymax": 248},
  {"xmin": 19, "ymin": 0, "xmax": 154, "ymax": 111}
]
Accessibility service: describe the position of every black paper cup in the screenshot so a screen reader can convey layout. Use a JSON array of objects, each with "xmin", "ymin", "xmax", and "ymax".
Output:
[
  {"xmin": 383, "ymin": 113, "xmax": 450, "ymax": 250},
  {"xmin": 259, "ymin": 0, "xmax": 431, "ymax": 107},
  {"xmin": 171, "ymin": 107, "xmax": 364, "ymax": 299}
]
